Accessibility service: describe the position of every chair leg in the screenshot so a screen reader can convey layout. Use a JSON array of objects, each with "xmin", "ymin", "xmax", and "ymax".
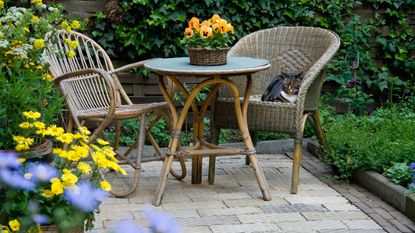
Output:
[
  {"xmin": 310, "ymin": 111, "xmax": 327, "ymax": 147},
  {"xmin": 153, "ymin": 154, "xmax": 174, "ymax": 206},
  {"xmin": 114, "ymin": 121, "xmax": 121, "ymax": 151},
  {"xmin": 245, "ymin": 130, "xmax": 257, "ymax": 165},
  {"xmin": 208, "ymin": 127, "xmax": 220, "ymax": 184},
  {"xmin": 291, "ymin": 142, "xmax": 303, "ymax": 194}
]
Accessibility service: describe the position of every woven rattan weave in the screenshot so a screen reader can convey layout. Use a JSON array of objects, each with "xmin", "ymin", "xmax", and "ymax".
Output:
[
  {"xmin": 45, "ymin": 30, "xmax": 186, "ymax": 197},
  {"xmin": 209, "ymin": 27, "xmax": 340, "ymax": 193},
  {"xmin": 188, "ymin": 47, "xmax": 229, "ymax": 65}
]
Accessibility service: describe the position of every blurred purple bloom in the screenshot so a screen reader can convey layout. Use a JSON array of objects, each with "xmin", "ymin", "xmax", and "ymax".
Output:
[
  {"xmin": 145, "ymin": 207, "xmax": 181, "ymax": 233},
  {"xmin": 64, "ymin": 181, "xmax": 108, "ymax": 212},
  {"xmin": 410, "ymin": 163, "xmax": 415, "ymax": 172},
  {"xmin": 0, "ymin": 169, "xmax": 35, "ymax": 190},
  {"xmin": 32, "ymin": 214, "xmax": 49, "ymax": 225},
  {"xmin": 27, "ymin": 162, "xmax": 58, "ymax": 182},
  {"xmin": 111, "ymin": 219, "xmax": 145, "ymax": 233},
  {"xmin": 409, "ymin": 182, "xmax": 415, "ymax": 189},
  {"xmin": 0, "ymin": 151, "xmax": 21, "ymax": 169}
]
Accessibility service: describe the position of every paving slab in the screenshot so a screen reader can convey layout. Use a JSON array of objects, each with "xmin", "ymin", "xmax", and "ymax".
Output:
[{"xmin": 89, "ymin": 152, "xmax": 386, "ymax": 233}]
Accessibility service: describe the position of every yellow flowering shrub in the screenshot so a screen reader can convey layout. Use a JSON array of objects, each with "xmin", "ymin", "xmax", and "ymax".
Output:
[
  {"xmin": 182, "ymin": 14, "xmax": 235, "ymax": 49},
  {"xmin": 0, "ymin": 2, "xmax": 83, "ymax": 150}
]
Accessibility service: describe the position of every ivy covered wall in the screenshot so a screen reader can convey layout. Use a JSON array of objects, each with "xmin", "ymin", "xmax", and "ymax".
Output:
[{"xmin": 89, "ymin": 0, "xmax": 414, "ymax": 113}]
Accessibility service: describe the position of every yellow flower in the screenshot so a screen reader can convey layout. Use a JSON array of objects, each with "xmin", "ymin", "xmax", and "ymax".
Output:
[
  {"xmin": 31, "ymin": 15, "xmax": 40, "ymax": 23},
  {"xmin": 71, "ymin": 20, "xmax": 81, "ymax": 30},
  {"xmin": 69, "ymin": 40, "xmax": 78, "ymax": 49},
  {"xmin": 31, "ymin": 0, "xmax": 42, "ymax": 6},
  {"xmin": 45, "ymin": 125, "xmax": 64, "ymax": 136},
  {"xmin": 53, "ymin": 148, "xmax": 68, "ymax": 159},
  {"xmin": 201, "ymin": 20, "xmax": 211, "ymax": 27},
  {"xmin": 67, "ymin": 50, "xmax": 75, "ymax": 59},
  {"xmin": 13, "ymin": 136, "xmax": 34, "ymax": 146},
  {"xmin": 42, "ymin": 189, "xmax": 54, "ymax": 198},
  {"xmin": 211, "ymin": 14, "xmax": 221, "ymax": 23},
  {"xmin": 72, "ymin": 145, "xmax": 89, "ymax": 158},
  {"xmin": 33, "ymin": 121, "xmax": 46, "ymax": 129},
  {"xmin": 50, "ymin": 178, "xmax": 64, "ymax": 195},
  {"xmin": 184, "ymin": 27, "xmax": 194, "ymax": 38},
  {"xmin": 61, "ymin": 169, "xmax": 78, "ymax": 186},
  {"xmin": 35, "ymin": 65, "xmax": 44, "ymax": 69},
  {"xmin": 78, "ymin": 126, "xmax": 91, "ymax": 135},
  {"xmin": 100, "ymin": 181, "xmax": 111, "ymax": 191},
  {"xmin": 188, "ymin": 17, "xmax": 200, "ymax": 30},
  {"xmin": 65, "ymin": 26, "xmax": 72, "ymax": 33},
  {"xmin": 0, "ymin": 0, "xmax": 4, "ymax": 9},
  {"xmin": 200, "ymin": 25, "xmax": 213, "ymax": 38},
  {"xmin": 2, "ymin": 229, "xmax": 8, "ymax": 233},
  {"xmin": 92, "ymin": 151, "xmax": 109, "ymax": 168},
  {"xmin": 97, "ymin": 138, "xmax": 109, "ymax": 146},
  {"xmin": 227, "ymin": 23, "xmax": 234, "ymax": 33},
  {"xmin": 217, "ymin": 19, "xmax": 228, "ymax": 34},
  {"xmin": 15, "ymin": 144, "xmax": 29, "ymax": 152},
  {"xmin": 8, "ymin": 219, "xmax": 20, "ymax": 232},
  {"xmin": 42, "ymin": 73, "xmax": 53, "ymax": 82},
  {"xmin": 33, "ymin": 39, "xmax": 45, "ymax": 49},
  {"xmin": 18, "ymin": 158, "xmax": 26, "ymax": 163},
  {"xmin": 19, "ymin": 122, "xmax": 31, "ymax": 129},
  {"xmin": 56, "ymin": 133, "xmax": 73, "ymax": 144},
  {"xmin": 66, "ymin": 150, "xmax": 81, "ymax": 162},
  {"xmin": 77, "ymin": 162, "xmax": 91, "ymax": 174},
  {"xmin": 23, "ymin": 111, "xmax": 41, "ymax": 119}
]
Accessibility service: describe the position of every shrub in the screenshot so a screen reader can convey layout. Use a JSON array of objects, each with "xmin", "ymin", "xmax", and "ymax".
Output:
[{"xmin": 323, "ymin": 104, "xmax": 415, "ymax": 180}]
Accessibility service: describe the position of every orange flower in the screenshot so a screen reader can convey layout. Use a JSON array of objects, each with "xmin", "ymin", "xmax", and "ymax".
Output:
[
  {"xmin": 201, "ymin": 20, "xmax": 211, "ymax": 27},
  {"xmin": 212, "ymin": 23, "xmax": 220, "ymax": 33},
  {"xmin": 227, "ymin": 23, "xmax": 234, "ymax": 33},
  {"xmin": 218, "ymin": 19, "xmax": 228, "ymax": 34},
  {"xmin": 184, "ymin": 27, "xmax": 194, "ymax": 38},
  {"xmin": 211, "ymin": 14, "xmax": 221, "ymax": 23},
  {"xmin": 200, "ymin": 25, "xmax": 213, "ymax": 38},
  {"xmin": 188, "ymin": 17, "xmax": 200, "ymax": 30}
]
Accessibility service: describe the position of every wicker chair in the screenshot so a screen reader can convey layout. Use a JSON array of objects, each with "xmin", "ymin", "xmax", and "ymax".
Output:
[
  {"xmin": 209, "ymin": 27, "xmax": 340, "ymax": 193},
  {"xmin": 45, "ymin": 30, "xmax": 186, "ymax": 197}
]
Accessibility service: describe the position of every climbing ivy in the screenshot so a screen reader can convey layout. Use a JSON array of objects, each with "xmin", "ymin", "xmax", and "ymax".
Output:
[{"xmin": 90, "ymin": 0, "xmax": 415, "ymax": 114}]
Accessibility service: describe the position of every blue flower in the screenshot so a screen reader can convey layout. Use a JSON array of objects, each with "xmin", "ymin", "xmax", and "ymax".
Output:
[
  {"xmin": 27, "ymin": 162, "xmax": 58, "ymax": 182},
  {"xmin": 0, "ymin": 169, "xmax": 35, "ymax": 190},
  {"xmin": 0, "ymin": 151, "xmax": 21, "ymax": 169},
  {"xmin": 145, "ymin": 207, "xmax": 181, "ymax": 233},
  {"xmin": 409, "ymin": 182, "xmax": 415, "ymax": 189},
  {"xmin": 32, "ymin": 214, "xmax": 49, "ymax": 225},
  {"xmin": 111, "ymin": 219, "xmax": 145, "ymax": 233},
  {"xmin": 64, "ymin": 181, "xmax": 108, "ymax": 212},
  {"xmin": 410, "ymin": 163, "xmax": 415, "ymax": 172}
]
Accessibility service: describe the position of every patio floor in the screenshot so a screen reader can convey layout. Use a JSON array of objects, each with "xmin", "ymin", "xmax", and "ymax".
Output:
[{"xmin": 88, "ymin": 146, "xmax": 393, "ymax": 233}]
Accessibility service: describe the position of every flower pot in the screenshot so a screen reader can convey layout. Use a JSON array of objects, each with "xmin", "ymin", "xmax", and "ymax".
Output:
[
  {"xmin": 188, "ymin": 47, "xmax": 229, "ymax": 66},
  {"xmin": 40, "ymin": 224, "xmax": 84, "ymax": 233},
  {"xmin": 21, "ymin": 139, "xmax": 54, "ymax": 163}
]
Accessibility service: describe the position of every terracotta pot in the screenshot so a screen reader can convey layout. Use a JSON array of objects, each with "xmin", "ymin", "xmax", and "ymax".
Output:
[{"xmin": 21, "ymin": 139, "xmax": 54, "ymax": 163}]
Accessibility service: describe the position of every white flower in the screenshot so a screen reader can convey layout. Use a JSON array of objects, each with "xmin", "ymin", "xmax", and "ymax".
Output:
[
  {"xmin": 48, "ymin": 7, "xmax": 57, "ymax": 12},
  {"xmin": 0, "ymin": 40, "xmax": 9, "ymax": 49}
]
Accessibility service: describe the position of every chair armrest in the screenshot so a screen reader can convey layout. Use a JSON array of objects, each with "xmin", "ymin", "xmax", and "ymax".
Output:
[
  {"xmin": 54, "ymin": 68, "xmax": 117, "ymax": 118},
  {"xmin": 108, "ymin": 58, "xmax": 161, "ymax": 75}
]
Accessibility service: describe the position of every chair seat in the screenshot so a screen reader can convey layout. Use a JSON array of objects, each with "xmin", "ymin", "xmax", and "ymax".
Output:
[
  {"xmin": 76, "ymin": 102, "xmax": 168, "ymax": 120},
  {"xmin": 214, "ymin": 96, "xmax": 297, "ymax": 133}
]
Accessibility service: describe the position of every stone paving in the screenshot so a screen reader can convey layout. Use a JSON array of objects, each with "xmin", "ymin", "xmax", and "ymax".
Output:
[{"xmin": 89, "ymin": 150, "xmax": 387, "ymax": 233}]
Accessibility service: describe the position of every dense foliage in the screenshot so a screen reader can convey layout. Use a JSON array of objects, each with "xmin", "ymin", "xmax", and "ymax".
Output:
[
  {"xmin": 90, "ymin": 0, "xmax": 415, "ymax": 113},
  {"xmin": 323, "ymin": 100, "xmax": 415, "ymax": 183}
]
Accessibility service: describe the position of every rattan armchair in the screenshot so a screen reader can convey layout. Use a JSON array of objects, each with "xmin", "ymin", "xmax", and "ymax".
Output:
[
  {"xmin": 45, "ymin": 30, "xmax": 186, "ymax": 197},
  {"xmin": 209, "ymin": 27, "xmax": 340, "ymax": 193}
]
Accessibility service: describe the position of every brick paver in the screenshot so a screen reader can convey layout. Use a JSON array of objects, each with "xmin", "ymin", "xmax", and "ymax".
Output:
[{"xmin": 89, "ymin": 148, "xmax": 392, "ymax": 233}]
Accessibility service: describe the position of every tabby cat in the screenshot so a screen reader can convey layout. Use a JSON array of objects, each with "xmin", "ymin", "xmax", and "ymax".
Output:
[{"xmin": 261, "ymin": 71, "xmax": 303, "ymax": 103}]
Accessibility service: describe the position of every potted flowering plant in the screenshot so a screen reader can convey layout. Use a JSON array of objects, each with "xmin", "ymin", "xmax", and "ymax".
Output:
[
  {"xmin": 0, "ymin": 0, "xmax": 80, "ymax": 151},
  {"xmin": 182, "ymin": 14, "xmax": 235, "ymax": 65},
  {"xmin": 0, "ymin": 111, "xmax": 126, "ymax": 233}
]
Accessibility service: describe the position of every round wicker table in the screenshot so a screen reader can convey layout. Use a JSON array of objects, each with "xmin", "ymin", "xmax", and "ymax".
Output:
[{"xmin": 145, "ymin": 57, "xmax": 271, "ymax": 206}]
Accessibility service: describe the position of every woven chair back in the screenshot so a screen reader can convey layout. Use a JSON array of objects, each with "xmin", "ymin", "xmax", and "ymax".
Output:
[
  {"xmin": 45, "ymin": 30, "xmax": 114, "ymax": 77},
  {"xmin": 222, "ymin": 27, "xmax": 339, "ymax": 110}
]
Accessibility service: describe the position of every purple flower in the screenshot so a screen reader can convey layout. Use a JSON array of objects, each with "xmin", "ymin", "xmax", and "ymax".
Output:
[
  {"xmin": 0, "ymin": 151, "xmax": 21, "ymax": 169},
  {"xmin": 32, "ymin": 214, "xmax": 49, "ymax": 225},
  {"xmin": 111, "ymin": 219, "xmax": 145, "ymax": 233},
  {"xmin": 27, "ymin": 162, "xmax": 58, "ymax": 182},
  {"xmin": 0, "ymin": 169, "xmax": 35, "ymax": 190},
  {"xmin": 64, "ymin": 181, "xmax": 108, "ymax": 212},
  {"xmin": 145, "ymin": 207, "xmax": 181, "ymax": 233},
  {"xmin": 409, "ymin": 182, "xmax": 415, "ymax": 189},
  {"xmin": 410, "ymin": 163, "xmax": 415, "ymax": 172}
]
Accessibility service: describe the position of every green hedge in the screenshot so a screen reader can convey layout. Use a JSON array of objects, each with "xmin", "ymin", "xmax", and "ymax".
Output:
[{"xmin": 90, "ymin": 0, "xmax": 415, "ymax": 113}]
